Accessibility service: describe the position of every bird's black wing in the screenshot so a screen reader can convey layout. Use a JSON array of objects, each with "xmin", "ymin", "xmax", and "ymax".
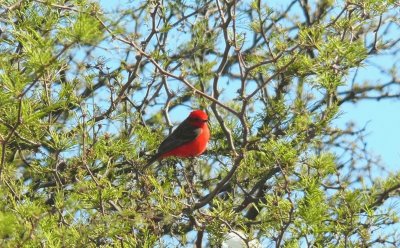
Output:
[{"xmin": 155, "ymin": 118, "xmax": 202, "ymax": 156}]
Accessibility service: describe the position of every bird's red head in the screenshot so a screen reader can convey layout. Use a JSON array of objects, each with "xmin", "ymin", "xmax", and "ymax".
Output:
[{"xmin": 188, "ymin": 110, "xmax": 208, "ymax": 127}]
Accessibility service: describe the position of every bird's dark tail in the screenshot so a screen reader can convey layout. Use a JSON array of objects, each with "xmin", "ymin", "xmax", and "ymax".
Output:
[{"xmin": 144, "ymin": 155, "xmax": 159, "ymax": 168}]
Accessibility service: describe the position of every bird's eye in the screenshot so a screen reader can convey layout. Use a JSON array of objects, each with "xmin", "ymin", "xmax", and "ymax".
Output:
[{"xmin": 191, "ymin": 117, "xmax": 207, "ymax": 122}]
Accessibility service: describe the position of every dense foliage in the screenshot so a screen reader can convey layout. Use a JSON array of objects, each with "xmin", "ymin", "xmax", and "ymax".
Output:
[{"xmin": 0, "ymin": 0, "xmax": 399, "ymax": 247}]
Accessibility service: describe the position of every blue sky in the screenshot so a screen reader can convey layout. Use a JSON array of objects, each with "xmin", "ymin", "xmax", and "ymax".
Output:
[{"xmin": 338, "ymin": 99, "xmax": 400, "ymax": 172}]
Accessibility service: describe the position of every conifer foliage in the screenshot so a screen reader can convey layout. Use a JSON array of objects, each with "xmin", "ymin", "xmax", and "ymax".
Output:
[{"xmin": 0, "ymin": 0, "xmax": 399, "ymax": 247}]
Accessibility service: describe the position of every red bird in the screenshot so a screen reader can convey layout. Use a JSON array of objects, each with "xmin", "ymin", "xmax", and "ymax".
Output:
[{"xmin": 145, "ymin": 110, "xmax": 210, "ymax": 167}]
